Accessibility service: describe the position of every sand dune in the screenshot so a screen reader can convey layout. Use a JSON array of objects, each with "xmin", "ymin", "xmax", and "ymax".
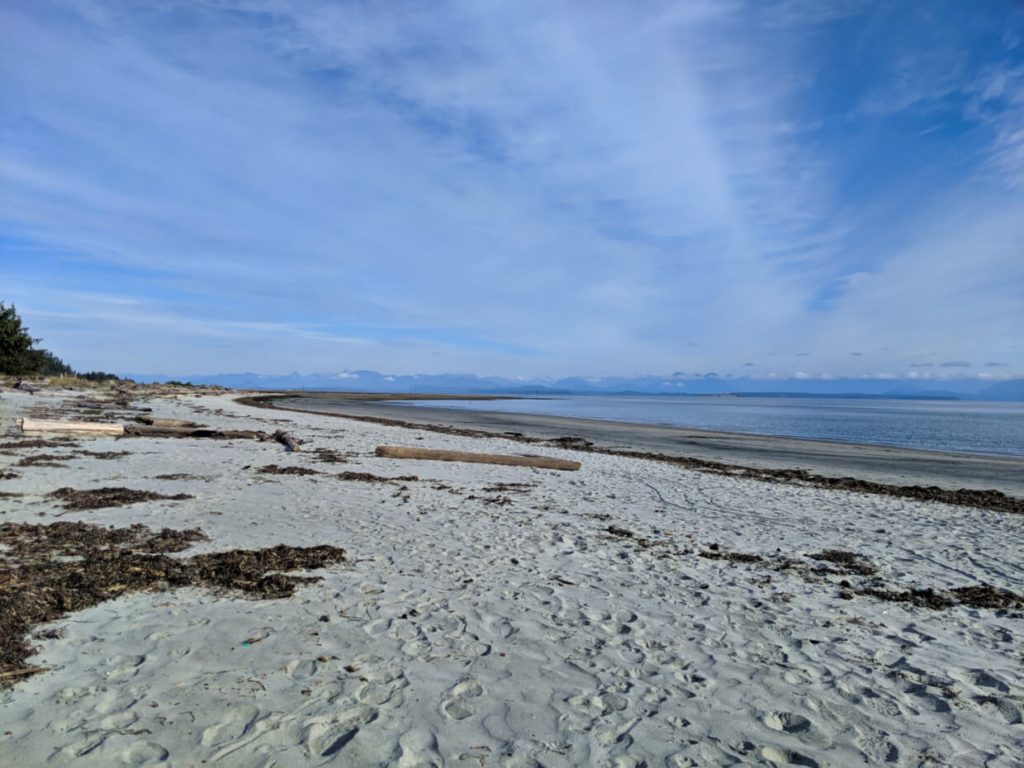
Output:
[{"xmin": 1, "ymin": 389, "xmax": 1021, "ymax": 766}]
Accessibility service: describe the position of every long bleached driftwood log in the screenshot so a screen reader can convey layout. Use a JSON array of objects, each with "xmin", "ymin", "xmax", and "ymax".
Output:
[
  {"xmin": 18, "ymin": 418, "xmax": 125, "ymax": 436},
  {"xmin": 375, "ymin": 445, "xmax": 580, "ymax": 471}
]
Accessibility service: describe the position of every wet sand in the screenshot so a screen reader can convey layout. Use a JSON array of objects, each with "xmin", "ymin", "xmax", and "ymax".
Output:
[{"xmin": 268, "ymin": 394, "xmax": 1024, "ymax": 497}]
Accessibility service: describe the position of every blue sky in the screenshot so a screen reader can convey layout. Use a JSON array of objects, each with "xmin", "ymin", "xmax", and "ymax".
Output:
[{"xmin": 1, "ymin": 0, "xmax": 1022, "ymax": 379}]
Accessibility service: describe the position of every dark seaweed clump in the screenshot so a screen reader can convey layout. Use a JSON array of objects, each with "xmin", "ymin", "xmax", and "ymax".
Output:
[
  {"xmin": 336, "ymin": 471, "xmax": 419, "ymax": 483},
  {"xmin": 48, "ymin": 487, "xmax": 193, "ymax": 511},
  {"xmin": 0, "ymin": 521, "xmax": 346, "ymax": 683},
  {"xmin": 311, "ymin": 448, "xmax": 354, "ymax": 464},
  {"xmin": 858, "ymin": 584, "xmax": 1024, "ymax": 611},
  {"xmin": 606, "ymin": 525, "xmax": 652, "ymax": 549},
  {"xmin": 16, "ymin": 454, "xmax": 69, "ymax": 468},
  {"xmin": 807, "ymin": 549, "xmax": 876, "ymax": 576},
  {"xmin": 700, "ymin": 549, "xmax": 764, "ymax": 564},
  {"xmin": 257, "ymin": 464, "xmax": 320, "ymax": 476}
]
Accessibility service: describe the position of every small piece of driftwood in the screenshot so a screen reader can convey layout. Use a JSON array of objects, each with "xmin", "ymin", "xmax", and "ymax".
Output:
[
  {"xmin": 0, "ymin": 666, "xmax": 49, "ymax": 681},
  {"xmin": 19, "ymin": 418, "xmax": 124, "ymax": 436},
  {"xmin": 375, "ymin": 445, "xmax": 580, "ymax": 471},
  {"xmin": 273, "ymin": 430, "xmax": 301, "ymax": 452}
]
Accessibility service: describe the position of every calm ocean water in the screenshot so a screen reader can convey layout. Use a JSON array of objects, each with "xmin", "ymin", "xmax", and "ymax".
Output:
[{"xmin": 392, "ymin": 395, "xmax": 1024, "ymax": 458}]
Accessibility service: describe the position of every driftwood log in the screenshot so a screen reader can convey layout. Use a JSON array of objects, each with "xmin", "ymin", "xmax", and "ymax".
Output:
[
  {"xmin": 122, "ymin": 424, "xmax": 301, "ymax": 451},
  {"xmin": 375, "ymin": 445, "xmax": 580, "ymax": 471},
  {"xmin": 134, "ymin": 416, "xmax": 199, "ymax": 428},
  {"xmin": 19, "ymin": 418, "xmax": 124, "ymax": 436},
  {"xmin": 123, "ymin": 425, "xmax": 268, "ymax": 440},
  {"xmin": 273, "ymin": 430, "xmax": 301, "ymax": 452}
]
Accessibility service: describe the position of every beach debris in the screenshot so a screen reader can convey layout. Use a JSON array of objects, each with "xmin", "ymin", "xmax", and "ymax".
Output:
[
  {"xmin": 0, "ymin": 666, "xmax": 49, "ymax": 680},
  {"xmin": 856, "ymin": 584, "xmax": 1024, "ymax": 611},
  {"xmin": 0, "ymin": 438, "xmax": 78, "ymax": 450},
  {"xmin": 258, "ymin": 399, "xmax": 1023, "ymax": 514},
  {"xmin": 133, "ymin": 416, "xmax": 200, "ymax": 428},
  {"xmin": 312, "ymin": 448, "xmax": 355, "ymax": 464},
  {"xmin": 807, "ymin": 550, "xmax": 876, "ymax": 576},
  {"xmin": 0, "ymin": 520, "xmax": 347, "ymax": 684},
  {"xmin": 77, "ymin": 449, "xmax": 132, "ymax": 460},
  {"xmin": 16, "ymin": 454, "xmax": 69, "ymax": 468},
  {"xmin": 18, "ymin": 418, "xmax": 124, "ymax": 436},
  {"xmin": 122, "ymin": 424, "xmax": 304, "ymax": 453},
  {"xmin": 13, "ymin": 380, "xmax": 38, "ymax": 395},
  {"xmin": 124, "ymin": 424, "xmax": 266, "ymax": 439},
  {"xmin": 48, "ymin": 487, "xmax": 193, "ymax": 511},
  {"xmin": 272, "ymin": 430, "xmax": 302, "ymax": 452},
  {"xmin": 482, "ymin": 482, "xmax": 536, "ymax": 494},
  {"xmin": 152, "ymin": 473, "xmax": 217, "ymax": 482},
  {"xmin": 700, "ymin": 549, "xmax": 764, "ymax": 563},
  {"xmin": 606, "ymin": 525, "xmax": 652, "ymax": 548},
  {"xmin": 375, "ymin": 445, "xmax": 581, "ymax": 471},
  {"xmin": 335, "ymin": 471, "xmax": 419, "ymax": 483},
  {"xmin": 547, "ymin": 436, "xmax": 595, "ymax": 449},
  {"xmin": 257, "ymin": 464, "xmax": 320, "ymax": 476},
  {"xmin": 687, "ymin": 544, "xmax": 1023, "ymax": 613}
]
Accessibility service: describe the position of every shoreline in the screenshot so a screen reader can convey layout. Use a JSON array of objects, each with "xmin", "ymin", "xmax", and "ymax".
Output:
[{"xmin": 242, "ymin": 393, "xmax": 1024, "ymax": 507}]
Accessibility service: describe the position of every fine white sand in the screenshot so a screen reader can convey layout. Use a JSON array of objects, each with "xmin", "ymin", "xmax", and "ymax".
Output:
[{"xmin": 1, "ymin": 389, "xmax": 1022, "ymax": 767}]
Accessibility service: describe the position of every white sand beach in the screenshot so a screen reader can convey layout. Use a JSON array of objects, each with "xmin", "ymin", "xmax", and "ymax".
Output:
[{"xmin": 1, "ymin": 388, "xmax": 1022, "ymax": 767}]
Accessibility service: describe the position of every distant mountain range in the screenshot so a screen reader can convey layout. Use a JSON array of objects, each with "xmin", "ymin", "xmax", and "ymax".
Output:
[{"xmin": 123, "ymin": 370, "xmax": 1024, "ymax": 401}]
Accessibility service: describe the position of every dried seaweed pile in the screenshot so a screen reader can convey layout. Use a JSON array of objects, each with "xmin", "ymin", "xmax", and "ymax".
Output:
[
  {"xmin": 257, "ymin": 464, "xmax": 320, "ymax": 476},
  {"xmin": 0, "ymin": 439, "xmax": 79, "ymax": 450},
  {"xmin": 48, "ymin": 487, "xmax": 193, "ymax": 511},
  {"xmin": 695, "ymin": 545, "xmax": 1024, "ymax": 612},
  {"xmin": 16, "ymin": 454, "xmax": 69, "ymax": 468},
  {"xmin": 336, "ymin": 471, "xmax": 419, "ymax": 483},
  {"xmin": 857, "ymin": 584, "xmax": 1024, "ymax": 610},
  {"xmin": 311, "ymin": 448, "xmax": 356, "ymax": 464},
  {"xmin": 0, "ymin": 521, "xmax": 346, "ymax": 683}
]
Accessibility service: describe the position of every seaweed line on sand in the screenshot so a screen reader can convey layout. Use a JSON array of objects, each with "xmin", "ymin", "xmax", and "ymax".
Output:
[{"xmin": 237, "ymin": 395, "xmax": 1024, "ymax": 515}]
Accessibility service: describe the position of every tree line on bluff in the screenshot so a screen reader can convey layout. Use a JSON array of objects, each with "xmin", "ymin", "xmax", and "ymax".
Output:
[{"xmin": 0, "ymin": 302, "xmax": 119, "ymax": 381}]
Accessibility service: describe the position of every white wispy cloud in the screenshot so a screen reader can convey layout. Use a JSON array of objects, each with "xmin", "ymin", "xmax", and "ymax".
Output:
[{"xmin": 1, "ymin": 0, "xmax": 1021, "ymax": 377}]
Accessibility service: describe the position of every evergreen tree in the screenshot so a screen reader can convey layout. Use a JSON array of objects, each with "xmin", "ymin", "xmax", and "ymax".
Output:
[{"xmin": 0, "ymin": 302, "xmax": 73, "ymax": 376}]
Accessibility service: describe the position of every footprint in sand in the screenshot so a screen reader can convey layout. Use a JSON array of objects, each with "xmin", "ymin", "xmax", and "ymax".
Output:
[
  {"xmin": 761, "ymin": 745, "xmax": 819, "ymax": 766},
  {"xmin": 57, "ymin": 686, "xmax": 91, "ymax": 705},
  {"xmin": 100, "ymin": 711, "xmax": 139, "ymax": 730},
  {"xmin": 440, "ymin": 678, "xmax": 484, "ymax": 720},
  {"xmin": 200, "ymin": 703, "xmax": 260, "ymax": 746},
  {"xmin": 105, "ymin": 654, "xmax": 145, "ymax": 681},
  {"xmin": 286, "ymin": 658, "xmax": 317, "ymax": 680},
  {"xmin": 956, "ymin": 669, "xmax": 1011, "ymax": 693},
  {"xmin": 304, "ymin": 705, "xmax": 378, "ymax": 757},
  {"xmin": 397, "ymin": 729, "xmax": 443, "ymax": 768},
  {"xmin": 762, "ymin": 712, "xmax": 812, "ymax": 734},
  {"xmin": 974, "ymin": 695, "xmax": 1022, "ymax": 724},
  {"xmin": 120, "ymin": 741, "xmax": 170, "ymax": 765},
  {"xmin": 357, "ymin": 669, "xmax": 409, "ymax": 707},
  {"xmin": 762, "ymin": 711, "xmax": 833, "ymax": 749}
]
